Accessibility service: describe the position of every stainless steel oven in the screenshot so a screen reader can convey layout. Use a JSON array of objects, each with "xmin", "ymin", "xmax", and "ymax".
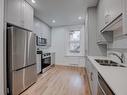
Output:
[
  {"xmin": 97, "ymin": 73, "xmax": 115, "ymax": 95},
  {"xmin": 42, "ymin": 53, "xmax": 51, "ymax": 69}
]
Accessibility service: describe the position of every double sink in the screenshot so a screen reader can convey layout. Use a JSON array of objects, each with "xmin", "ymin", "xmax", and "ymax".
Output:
[{"xmin": 95, "ymin": 59, "xmax": 126, "ymax": 68}]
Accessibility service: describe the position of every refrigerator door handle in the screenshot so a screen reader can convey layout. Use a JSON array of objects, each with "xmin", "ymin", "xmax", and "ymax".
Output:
[
  {"xmin": 15, "ymin": 63, "xmax": 36, "ymax": 71},
  {"xmin": 27, "ymin": 32, "xmax": 36, "ymax": 66}
]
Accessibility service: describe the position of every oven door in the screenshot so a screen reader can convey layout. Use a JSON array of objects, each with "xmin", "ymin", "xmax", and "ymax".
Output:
[{"xmin": 42, "ymin": 57, "xmax": 51, "ymax": 69}]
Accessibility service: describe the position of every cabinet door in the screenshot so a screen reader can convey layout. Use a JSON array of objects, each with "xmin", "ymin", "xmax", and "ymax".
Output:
[
  {"xmin": 91, "ymin": 64, "xmax": 98, "ymax": 95},
  {"xmin": 86, "ymin": 59, "xmax": 98, "ymax": 95},
  {"xmin": 47, "ymin": 29, "xmax": 51, "ymax": 47},
  {"xmin": 41, "ymin": 27, "xmax": 51, "ymax": 47},
  {"xmin": 51, "ymin": 53, "xmax": 55, "ymax": 65},
  {"xmin": 104, "ymin": 0, "xmax": 122, "ymax": 26},
  {"xmin": 123, "ymin": 0, "xmax": 127, "ymax": 34},
  {"xmin": 23, "ymin": 1, "xmax": 34, "ymax": 31},
  {"xmin": 36, "ymin": 54, "xmax": 42, "ymax": 74},
  {"xmin": 0, "ymin": 0, "xmax": 4, "ymax": 94},
  {"xmin": 125, "ymin": 0, "xmax": 127, "ymax": 12},
  {"xmin": 97, "ymin": 0, "xmax": 105, "ymax": 32},
  {"xmin": 86, "ymin": 59, "xmax": 93, "ymax": 94},
  {"xmin": 97, "ymin": 0, "xmax": 122, "ymax": 31},
  {"xmin": 6, "ymin": 0, "xmax": 23, "ymax": 27}
]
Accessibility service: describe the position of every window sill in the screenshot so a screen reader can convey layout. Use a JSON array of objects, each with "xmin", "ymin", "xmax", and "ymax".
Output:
[{"xmin": 65, "ymin": 53, "xmax": 84, "ymax": 57}]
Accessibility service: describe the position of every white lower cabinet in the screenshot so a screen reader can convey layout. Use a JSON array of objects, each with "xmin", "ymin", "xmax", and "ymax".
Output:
[
  {"xmin": 86, "ymin": 58, "xmax": 98, "ymax": 95},
  {"xmin": 51, "ymin": 53, "xmax": 55, "ymax": 65},
  {"xmin": 36, "ymin": 54, "xmax": 42, "ymax": 74}
]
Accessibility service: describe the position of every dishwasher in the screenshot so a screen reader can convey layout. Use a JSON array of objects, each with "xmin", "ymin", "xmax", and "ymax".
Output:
[{"xmin": 97, "ymin": 73, "xmax": 115, "ymax": 95}]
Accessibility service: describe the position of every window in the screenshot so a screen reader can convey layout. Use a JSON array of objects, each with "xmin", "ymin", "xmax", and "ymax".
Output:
[
  {"xmin": 65, "ymin": 26, "xmax": 84, "ymax": 57},
  {"xmin": 69, "ymin": 30, "xmax": 80, "ymax": 53}
]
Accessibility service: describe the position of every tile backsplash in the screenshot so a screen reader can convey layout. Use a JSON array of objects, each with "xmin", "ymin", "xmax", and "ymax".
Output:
[
  {"xmin": 107, "ymin": 50, "xmax": 127, "ymax": 64},
  {"xmin": 107, "ymin": 27, "xmax": 127, "ymax": 64}
]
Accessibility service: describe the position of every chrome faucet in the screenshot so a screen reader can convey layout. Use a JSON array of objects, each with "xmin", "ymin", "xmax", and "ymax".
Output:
[{"xmin": 109, "ymin": 53, "xmax": 124, "ymax": 64}]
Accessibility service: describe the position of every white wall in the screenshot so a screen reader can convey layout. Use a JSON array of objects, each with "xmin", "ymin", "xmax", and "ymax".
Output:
[
  {"xmin": 87, "ymin": 7, "xmax": 107, "ymax": 56},
  {"xmin": 0, "ymin": 0, "xmax": 5, "ymax": 94},
  {"xmin": 33, "ymin": 17, "xmax": 51, "ymax": 52},
  {"xmin": 50, "ymin": 25, "xmax": 85, "ymax": 67}
]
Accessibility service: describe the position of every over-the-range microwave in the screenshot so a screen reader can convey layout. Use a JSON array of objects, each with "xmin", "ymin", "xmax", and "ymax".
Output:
[{"xmin": 36, "ymin": 36, "xmax": 47, "ymax": 46}]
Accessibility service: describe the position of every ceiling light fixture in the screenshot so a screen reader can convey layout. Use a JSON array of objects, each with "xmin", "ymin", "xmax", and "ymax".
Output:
[
  {"xmin": 32, "ymin": 0, "xmax": 36, "ymax": 3},
  {"xmin": 78, "ymin": 16, "xmax": 82, "ymax": 20},
  {"xmin": 52, "ymin": 20, "xmax": 56, "ymax": 23}
]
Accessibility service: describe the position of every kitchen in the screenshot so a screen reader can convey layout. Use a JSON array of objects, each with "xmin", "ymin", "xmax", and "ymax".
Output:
[{"xmin": 0, "ymin": 0, "xmax": 127, "ymax": 95}]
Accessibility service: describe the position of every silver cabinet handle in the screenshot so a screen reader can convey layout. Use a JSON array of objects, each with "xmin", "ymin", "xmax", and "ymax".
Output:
[{"xmin": 90, "ymin": 72, "xmax": 93, "ymax": 81}]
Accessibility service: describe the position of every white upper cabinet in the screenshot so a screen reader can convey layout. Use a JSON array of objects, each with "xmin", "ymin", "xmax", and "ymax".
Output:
[
  {"xmin": 104, "ymin": 0, "xmax": 122, "ymax": 26},
  {"xmin": 97, "ymin": 0, "xmax": 105, "ymax": 32},
  {"xmin": 97, "ymin": 0, "xmax": 123, "ymax": 43},
  {"xmin": 33, "ymin": 18, "xmax": 51, "ymax": 47},
  {"xmin": 0, "ymin": 0, "xmax": 4, "ymax": 94},
  {"xmin": 6, "ymin": 0, "xmax": 34, "ymax": 31},
  {"xmin": 6, "ymin": 0, "xmax": 23, "ymax": 27},
  {"xmin": 97, "ymin": 0, "xmax": 122, "ymax": 32},
  {"xmin": 43, "ymin": 28, "xmax": 51, "ymax": 47},
  {"xmin": 123, "ymin": 0, "xmax": 127, "ymax": 34},
  {"xmin": 23, "ymin": 1, "xmax": 33, "ymax": 31},
  {"xmin": 125, "ymin": 0, "xmax": 127, "ymax": 20}
]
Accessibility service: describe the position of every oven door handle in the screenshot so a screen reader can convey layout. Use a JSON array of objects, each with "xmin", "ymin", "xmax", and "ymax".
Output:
[
  {"xmin": 42, "ymin": 56, "xmax": 51, "ymax": 59},
  {"xmin": 98, "ymin": 81, "xmax": 107, "ymax": 95}
]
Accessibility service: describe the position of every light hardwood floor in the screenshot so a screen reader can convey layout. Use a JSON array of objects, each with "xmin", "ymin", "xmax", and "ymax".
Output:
[{"xmin": 21, "ymin": 66, "xmax": 91, "ymax": 95}]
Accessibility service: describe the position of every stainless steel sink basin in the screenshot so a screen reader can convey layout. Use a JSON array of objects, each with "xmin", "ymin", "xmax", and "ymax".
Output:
[{"xmin": 95, "ymin": 59, "xmax": 126, "ymax": 67}]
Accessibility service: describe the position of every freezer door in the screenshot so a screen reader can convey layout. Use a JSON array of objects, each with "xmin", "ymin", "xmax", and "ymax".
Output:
[
  {"xmin": 12, "ymin": 65, "xmax": 37, "ymax": 95},
  {"xmin": 26, "ymin": 32, "xmax": 36, "ymax": 66},
  {"xmin": 12, "ymin": 69, "xmax": 25, "ymax": 95},
  {"xmin": 24, "ymin": 64, "xmax": 37, "ymax": 89},
  {"xmin": 7, "ymin": 27, "xmax": 27, "ymax": 70}
]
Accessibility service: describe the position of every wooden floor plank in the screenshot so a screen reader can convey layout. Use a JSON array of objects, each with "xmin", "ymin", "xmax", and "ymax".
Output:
[{"xmin": 21, "ymin": 66, "xmax": 90, "ymax": 95}]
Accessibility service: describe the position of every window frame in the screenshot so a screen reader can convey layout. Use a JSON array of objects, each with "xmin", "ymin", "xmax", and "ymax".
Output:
[{"xmin": 66, "ymin": 30, "xmax": 82, "ymax": 56}]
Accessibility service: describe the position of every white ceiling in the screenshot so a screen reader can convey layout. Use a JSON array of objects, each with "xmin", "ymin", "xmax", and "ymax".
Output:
[{"xmin": 26, "ymin": 0, "xmax": 98, "ymax": 27}]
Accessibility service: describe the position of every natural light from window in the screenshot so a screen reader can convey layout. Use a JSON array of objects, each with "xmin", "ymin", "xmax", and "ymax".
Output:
[{"xmin": 69, "ymin": 30, "xmax": 80, "ymax": 53}]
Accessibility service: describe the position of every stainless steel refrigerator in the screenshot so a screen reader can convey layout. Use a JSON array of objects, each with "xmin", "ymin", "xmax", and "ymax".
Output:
[{"xmin": 7, "ymin": 26, "xmax": 37, "ymax": 95}]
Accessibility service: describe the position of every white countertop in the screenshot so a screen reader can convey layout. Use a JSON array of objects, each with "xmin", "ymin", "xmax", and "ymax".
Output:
[{"xmin": 87, "ymin": 56, "xmax": 127, "ymax": 95}]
